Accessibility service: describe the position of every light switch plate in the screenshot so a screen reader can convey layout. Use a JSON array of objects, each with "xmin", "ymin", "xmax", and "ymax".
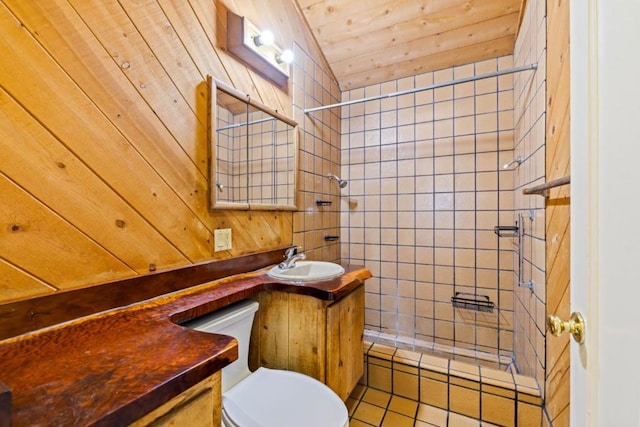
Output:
[{"xmin": 214, "ymin": 228, "xmax": 232, "ymax": 252}]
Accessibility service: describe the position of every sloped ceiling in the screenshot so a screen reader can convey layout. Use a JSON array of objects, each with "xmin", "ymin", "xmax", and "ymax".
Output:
[{"xmin": 294, "ymin": 0, "xmax": 524, "ymax": 90}]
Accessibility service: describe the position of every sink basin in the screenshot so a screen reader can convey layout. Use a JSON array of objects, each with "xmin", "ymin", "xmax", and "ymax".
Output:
[{"xmin": 268, "ymin": 261, "xmax": 345, "ymax": 282}]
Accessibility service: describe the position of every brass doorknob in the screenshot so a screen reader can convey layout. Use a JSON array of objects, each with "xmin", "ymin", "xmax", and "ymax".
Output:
[{"xmin": 547, "ymin": 312, "xmax": 585, "ymax": 344}]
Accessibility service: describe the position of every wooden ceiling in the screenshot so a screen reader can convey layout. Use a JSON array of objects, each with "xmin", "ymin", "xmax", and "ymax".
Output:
[{"xmin": 294, "ymin": 0, "xmax": 524, "ymax": 90}]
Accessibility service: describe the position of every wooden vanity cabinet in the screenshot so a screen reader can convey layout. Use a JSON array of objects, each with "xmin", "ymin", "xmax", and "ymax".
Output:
[
  {"xmin": 249, "ymin": 285, "xmax": 364, "ymax": 401},
  {"xmin": 130, "ymin": 372, "xmax": 221, "ymax": 427}
]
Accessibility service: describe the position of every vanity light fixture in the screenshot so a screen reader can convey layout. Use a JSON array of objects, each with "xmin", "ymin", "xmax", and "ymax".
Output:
[
  {"xmin": 226, "ymin": 10, "xmax": 292, "ymax": 87},
  {"xmin": 276, "ymin": 49, "xmax": 294, "ymax": 65},
  {"xmin": 253, "ymin": 30, "xmax": 274, "ymax": 47}
]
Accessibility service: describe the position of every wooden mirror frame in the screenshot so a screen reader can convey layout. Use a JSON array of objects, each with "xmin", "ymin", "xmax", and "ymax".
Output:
[{"xmin": 208, "ymin": 76, "xmax": 298, "ymax": 211}]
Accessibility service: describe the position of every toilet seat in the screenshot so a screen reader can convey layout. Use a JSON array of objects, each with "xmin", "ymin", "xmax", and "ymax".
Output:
[{"xmin": 222, "ymin": 367, "xmax": 349, "ymax": 427}]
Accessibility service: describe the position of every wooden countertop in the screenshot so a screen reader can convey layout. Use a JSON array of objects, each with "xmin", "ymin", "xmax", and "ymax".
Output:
[{"xmin": 0, "ymin": 264, "xmax": 371, "ymax": 426}]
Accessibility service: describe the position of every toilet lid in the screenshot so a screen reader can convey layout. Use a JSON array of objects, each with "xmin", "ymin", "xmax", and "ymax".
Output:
[{"xmin": 222, "ymin": 367, "xmax": 348, "ymax": 427}]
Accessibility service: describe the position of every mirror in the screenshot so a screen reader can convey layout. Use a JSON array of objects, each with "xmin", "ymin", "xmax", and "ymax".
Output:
[{"xmin": 208, "ymin": 77, "xmax": 298, "ymax": 210}]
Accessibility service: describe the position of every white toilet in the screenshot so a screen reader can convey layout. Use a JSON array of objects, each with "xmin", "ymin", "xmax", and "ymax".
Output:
[{"xmin": 185, "ymin": 299, "xmax": 349, "ymax": 427}]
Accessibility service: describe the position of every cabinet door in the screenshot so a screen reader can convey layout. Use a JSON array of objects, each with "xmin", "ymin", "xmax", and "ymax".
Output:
[
  {"xmin": 326, "ymin": 286, "xmax": 364, "ymax": 401},
  {"xmin": 130, "ymin": 372, "xmax": 220, "ymax": 427},
  {"xmin": 252, "ymin": 292, "xmax": 327, "ymax": 381},
  {"xmin": 288, "ymin": 293, "xmax": 327, "ymax": 381},
  {"xmin": 251, "ymin": 291, "xmax": 290, "ymax": 371}
]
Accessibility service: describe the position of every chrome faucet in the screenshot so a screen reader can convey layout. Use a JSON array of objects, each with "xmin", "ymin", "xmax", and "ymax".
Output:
[{"xmin": 278, "ymin": 246, "xmax": 306, "ymax": 269}]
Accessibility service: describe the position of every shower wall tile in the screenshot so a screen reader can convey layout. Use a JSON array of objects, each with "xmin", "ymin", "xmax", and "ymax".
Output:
[
  {"xmin": 292, "ymin": 44, "xmax": 342, "ymax": 261},
  {"xmin": 513, "ymin": 0, "xmax": 547, "ymax": 395},
  {"xmin": 341, "ymin": 56, "xmax": 516, "ymax": 358}
]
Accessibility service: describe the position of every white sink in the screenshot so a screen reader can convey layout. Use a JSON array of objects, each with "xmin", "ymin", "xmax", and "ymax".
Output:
[{"xmin": 268, "ymin": 261, "xmax": 345, "ymax": 282}]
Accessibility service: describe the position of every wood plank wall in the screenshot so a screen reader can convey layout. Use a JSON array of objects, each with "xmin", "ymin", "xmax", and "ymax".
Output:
[
  {"xmin": 0, "ymin": 0, "xmax": 329, "ymax": 304},
  {"xmin": 544, "ymin": 0, "xmax": 571, "ymax": 425}
]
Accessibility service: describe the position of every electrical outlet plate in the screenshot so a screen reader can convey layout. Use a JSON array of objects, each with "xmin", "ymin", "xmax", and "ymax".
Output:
[{"xmin": 214, "ymin": 228, "xmax": 232, "ymax": 252}]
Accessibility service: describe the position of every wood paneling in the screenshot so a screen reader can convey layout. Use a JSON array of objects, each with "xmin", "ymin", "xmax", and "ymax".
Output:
[
  {"xmin": 0, "ymin": 87, "xmax": 188, "ymax": 274},
  {"xmin": 4, "ymin": 0, "xmax": 211, "ymax": 222},
  {"xmin": 330, "ymin": 13, "xmax": 519, "ymax": 77},
  {"xmin": 545, "ymin": 0, "xmax": 570, "ymax": 425},
  {"xmin": 0, "ymin": 260, "xmax": 54, "ymax": 303},
  {"xmin": 0, "ymin": 174, "xmax": 135, "ymax": 286},
  {"xmin": 294, "ymin": 0, "xmax": 523, "ymax": 90},
  {"xmin": 0, "ymin": 0, "xmax": 325, "ymax": 304}
]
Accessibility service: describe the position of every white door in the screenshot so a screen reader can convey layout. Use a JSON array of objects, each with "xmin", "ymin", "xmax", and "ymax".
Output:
[{"xmin": 571, "ymin": 0, "xmax": 640, "ymax": 425}]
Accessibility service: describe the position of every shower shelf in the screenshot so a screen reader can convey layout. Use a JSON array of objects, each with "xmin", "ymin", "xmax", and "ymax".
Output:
[
  {"xmin": 324, "ymin": 235, "xmax": 339, "ymax": 242},
  {"xmin": 494, "ymin": 225, "xmax": 519, "ymax": 238},
  {"xmin": 523, "ymin": 175, "xmax": 570, "ymax": 197},
  {"xmin": 451, "ymin": 292, "xmax": 495, "ymax": 313},
  {"xmin": 316, "ymin": 199, "xmax": 332, "ymax": 206}
]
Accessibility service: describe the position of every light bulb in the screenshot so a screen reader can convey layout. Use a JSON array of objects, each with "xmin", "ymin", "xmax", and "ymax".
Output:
[
  {"xmin": 254, "ymin": 30, "xmax": 274, "ymax": 46},
  {"xmin": 276, "ymin": 49, "xmax": 294, "ymax": 64}
]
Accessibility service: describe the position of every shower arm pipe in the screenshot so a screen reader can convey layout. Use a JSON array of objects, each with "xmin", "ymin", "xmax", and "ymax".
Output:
[
  {"xmin": 303, "ymin": 63, "xmax": 538, "ymax": 114},
  {"xmin": 327, "ymin": 173, "xmax": 348, "ymax": 188}
]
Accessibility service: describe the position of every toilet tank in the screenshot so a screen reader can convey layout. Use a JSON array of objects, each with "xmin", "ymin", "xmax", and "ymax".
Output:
[{"xmin": 183, "ymin": 299, "xmax": 259, "ymax": 392}]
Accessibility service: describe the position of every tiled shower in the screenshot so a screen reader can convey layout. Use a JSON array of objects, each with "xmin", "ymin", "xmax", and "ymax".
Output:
[
  {"xmin": 292, "ymin": 0, "xmax": 548, "ymax": 408},
  {"xmin": 340, "ymin": 56, "xmax": 517, "ymax": 365},
  {"xmin": 339, "ymin": 0, "xmax": 547, "ymax": 392}
]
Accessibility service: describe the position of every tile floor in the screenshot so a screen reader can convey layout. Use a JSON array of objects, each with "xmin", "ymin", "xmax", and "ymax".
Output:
[
  {"xmin": 351, "ymin": 340, "xmax": 543, "ymax": 426},
  {"xmin": 347, "ymin": 384, "xmax": 500, "ymax": 427}
]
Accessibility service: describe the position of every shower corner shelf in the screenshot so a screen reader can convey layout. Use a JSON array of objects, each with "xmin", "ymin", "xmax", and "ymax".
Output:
[
  {"xmin": 451, "ymin": 292, "xmax": 495, "ymax": 313},
  {"xmin": 494, "ymin": 225, "xmax": 519, "ymax": 238}
]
